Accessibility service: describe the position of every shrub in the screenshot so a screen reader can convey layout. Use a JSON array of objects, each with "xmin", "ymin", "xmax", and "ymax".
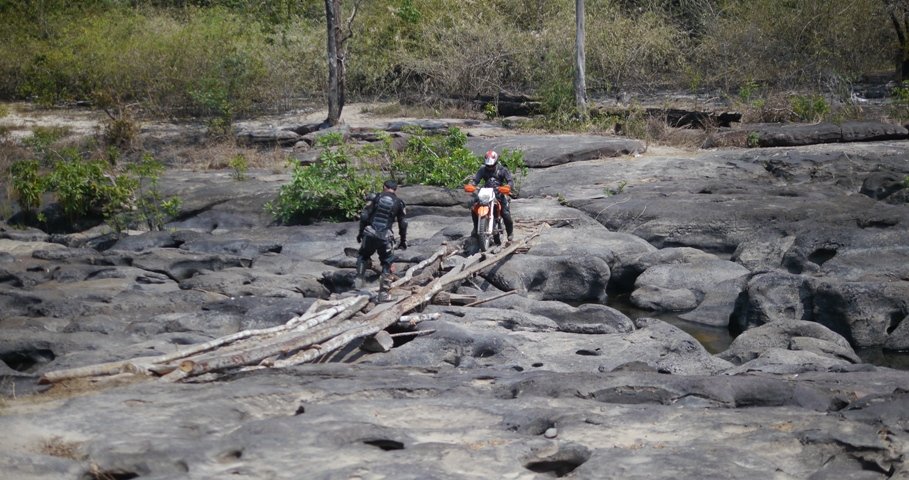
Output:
[
  {"xmin": 315, "ymin": 132, "xmax": 344, "ymax": 148},
  {"xmin": 125, "ymin": 153, "xmax": 180, "ymax": 231},
  {"xmin": 890, "ymin": 81, "xmax": 909, "ymax": 120},
  {"xmin": 391, "ymin": 127, "xmax": 477, "ymax": 188},
  {"xmin": 267, "ymin": 146, "xmax": 382, "ymax": 224},
  {"xmin": 23, "ymin": 126, "xmax": 71, "ymax": 160},
  {"xmin": 228, "ymin": 153, "xmax": 248, "ymax": 181},
  {"xmin": 267, "ymin": 127, "xmax": 527, "ymax": 224},
  {"xmin": 103, "ymin": 116, "xmax": 140, "ymax": 151},
  {"xmin": 9, "ymin": 159, "xmax": 43, "ymax": 213},
  {"xmin": 9, "ymin": 146, "xmax": 180, "ymax": 231},
  {"xmin": 45, "ymin": 148, "xmax": 131, "ymax": 221},
  {"xmin": 791, "ymin": 94, "xmax": 830, "ymax": 122}
]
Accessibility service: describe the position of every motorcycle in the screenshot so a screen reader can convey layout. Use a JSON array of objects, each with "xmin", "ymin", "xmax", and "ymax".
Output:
[{"xmin": 464, "ymin": 184, "xmax": 511, "ymax": 251}]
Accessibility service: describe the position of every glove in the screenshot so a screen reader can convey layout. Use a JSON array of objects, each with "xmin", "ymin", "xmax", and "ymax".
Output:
[
  {"xmin": 356, "ymin": 232, "xmax": 363, "ymax": 243},
  {"xmin": 398, "ymin": 240, "xmax": 407, "ymax": 250}
]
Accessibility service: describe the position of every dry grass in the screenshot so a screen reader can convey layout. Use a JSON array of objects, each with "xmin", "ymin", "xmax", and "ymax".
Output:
[
  {"xmin": 359, "ymin": 100, "xmax": 483, "ymax": 120},
  {"xmin": 39, "ymin": 436, "xmax": 85, "ymax": 460},
  {"xmin": 643, "ymin": 115, "xmax": 709, "ymax": 149},
  {"xmin": 159, "ymin": 140, "xmax": 290, "ymax": 172}
]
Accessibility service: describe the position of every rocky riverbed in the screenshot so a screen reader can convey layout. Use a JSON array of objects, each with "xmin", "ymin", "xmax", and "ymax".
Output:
[{"xmin": 1, "ymin": 107, "xmax": 909, "ymax": 479}]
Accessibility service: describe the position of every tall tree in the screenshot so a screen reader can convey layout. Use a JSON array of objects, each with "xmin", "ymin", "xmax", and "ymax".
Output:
[
  {"xmin": 324, "ymin": 0, "xmax": 358, "ymax": 126},
  {"xmin": 574, "ymin": 0, "xmax": 588, "ymax": 120},
  {"xmin": 884, "ymin": 0, "xmax": 909, "ymax": 81}
]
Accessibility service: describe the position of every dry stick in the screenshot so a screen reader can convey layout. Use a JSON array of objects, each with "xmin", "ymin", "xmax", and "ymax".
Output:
[
  {"xmin": 389, "ymin": 330, "xmax": 436, "ymax": 338},
  {"xmin": 464, "ymin": 289, "xmax": 517, "ymax": 307},
  {"xmin": 39, "ymin": 295, "xmax": 367, "ymax": 384},
  {"xmin": 271, "ymin": 228, "xmax": 544, "ymax": 370}
]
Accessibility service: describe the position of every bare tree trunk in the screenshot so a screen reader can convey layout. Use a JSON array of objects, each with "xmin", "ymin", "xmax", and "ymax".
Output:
[
  {"xmin": 324, "ymin": 0, "xmax": 342, "ymax": 126},
  {"xmin": 886, "ymin": 1, "xmax": 909, "ymax": 81},
  {"xmin": 575, "ymin": 0, "xmax": 588, "ymax": 121}
]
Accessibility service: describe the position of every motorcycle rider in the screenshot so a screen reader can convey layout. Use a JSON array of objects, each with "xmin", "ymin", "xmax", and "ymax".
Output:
[
  {"xmin": 467, "ymin": 150, "xmax": 514, "ymax": 242},
  {"xmin": 356, "ymin": 179, "xmax": 408, "ymax": 284}
]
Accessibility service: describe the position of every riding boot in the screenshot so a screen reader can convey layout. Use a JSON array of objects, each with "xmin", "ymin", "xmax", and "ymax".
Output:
[
  {"xmin": 471, "ymin": 212, "xmax": 479, "ymax": 238},
  {"xmin": 356, "ymin": 257, "xmax": 367, "ymax": 278},
  {"xmin": 503, "ymin": 214, "xmax": 514, "ymax": 241},
  {"xmin": 354, "ymin": 257, "xmax": 367, "ymax": 289},
  {"xmin": 377, "ymin": 263, "xmax": 391, "ymax": 302}
]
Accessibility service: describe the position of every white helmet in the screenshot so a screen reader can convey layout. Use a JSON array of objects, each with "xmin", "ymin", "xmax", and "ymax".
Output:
[{"xmin": 484, "ymin": 150, "xmax": 498, "ymax": 167}]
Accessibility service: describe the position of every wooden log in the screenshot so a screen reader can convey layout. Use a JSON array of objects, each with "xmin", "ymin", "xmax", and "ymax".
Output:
[
  {"xmin": 170, "ymin": 296, "xmax": 369, "ymax": 379},
  {"xmin": 154, "ymin": 295, "xmax": 368, "ymax": 364},
  {"xmin": 39, "ymin": 358, "xmax": 151, "ymax": 384},
  {"xmin": 389, "ymin": 245, "xmax": 456, "ymax": 288},
  {"xmin": 360, "ymin": 331, "xmax": 394, "ymax": 353},
  {"xmin": 40, "ymin": 295, "xmax": 368, "ymax": 384},
  {"xmin": 396, "ymin": 313, "xmax": 441, "ymax": 327}
]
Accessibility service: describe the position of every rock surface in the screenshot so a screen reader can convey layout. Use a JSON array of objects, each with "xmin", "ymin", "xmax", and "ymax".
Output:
[{"xmin": 1, "ymin": 110, "xmax": 909, "ymax": 479}]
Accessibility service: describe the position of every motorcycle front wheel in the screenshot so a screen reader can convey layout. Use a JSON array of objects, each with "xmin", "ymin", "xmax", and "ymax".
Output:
[{"xmin": 478, "ymin": 217, "xmax": 492, "ymax": 251}]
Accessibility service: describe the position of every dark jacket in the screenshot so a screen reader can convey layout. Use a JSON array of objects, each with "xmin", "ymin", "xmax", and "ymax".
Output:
[
  {"xmin": 359, "ymin": 191, "xmax": 407, "ymax": 241},
  {"xmin": 471, "ymin": 164, "xmax": 514, "ymax": 189}
]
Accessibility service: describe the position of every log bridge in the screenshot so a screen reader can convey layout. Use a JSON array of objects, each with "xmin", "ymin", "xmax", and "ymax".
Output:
[{"xmin": 39, "ymin": 227, "xmax": 543, "ymax": 385}]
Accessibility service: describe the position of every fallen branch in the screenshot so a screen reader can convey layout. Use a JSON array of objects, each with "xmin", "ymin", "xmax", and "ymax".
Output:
[
  {"xmin": 389, "ymin": 330, "xmax": 436, "ymax": 338},
  {"xmin": 464, "ymin": 290, "xmax": 516, "ymax": 307}
]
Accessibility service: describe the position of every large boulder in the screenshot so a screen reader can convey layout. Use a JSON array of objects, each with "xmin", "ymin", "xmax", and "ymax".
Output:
[
  {"xmin": 718, "ymin": 319, "xmax": 860, "ymax": 366},
  {"xmin": 631, "ymin": 260, "xmax": 749, "ymax": 312}
]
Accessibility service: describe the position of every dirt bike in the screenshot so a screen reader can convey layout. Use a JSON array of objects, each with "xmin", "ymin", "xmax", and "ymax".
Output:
[{"xmin": 464, "ymin": 184, "xmax": 511, "ymax": 252}]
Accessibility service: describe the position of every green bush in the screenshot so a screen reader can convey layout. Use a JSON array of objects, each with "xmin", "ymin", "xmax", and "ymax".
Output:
[
  {"xmin": 228, "ymin": 153, "xmax": 248, "ymax": 181},
  {"xmin": 267, "ymin": 127, "xmax": 527, "ymax": 224},
  {"xmin": 267, "ymin": 147, "xmax": 382, "ymax": 224},
  {"xmin": 45, "ymin": 148, "xmax": 132, "ymax": 221},
  {"xmin": 790, "ymin": 94, "xmax": 830, "ymax": 122},
  {"xmin": 125, "ymin": 153, "xmax": 180, "ymax": 231},
  {"xmin": 23, "ymin": 126, "xmax": 71, "ymax": 160},
  {"xmin": 391, "ymin": 127, "xmax": 477, "ymax": 188},
  {"xmin": 8, "ymin": 146, "xmax": 180, "ymax": 231},
  {"xmin": 9, "ymin": 159, "xmax": 43, "ymax": 213},
  {"xmin": 890, "ymin": 81, "xmax": 909, "ymax": 120}
]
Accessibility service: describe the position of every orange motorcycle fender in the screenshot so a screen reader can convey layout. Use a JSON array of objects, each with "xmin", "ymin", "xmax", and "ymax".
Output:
[{"xmin": 476, "ymin": 205, "xmax": 490, "ymax": 217}]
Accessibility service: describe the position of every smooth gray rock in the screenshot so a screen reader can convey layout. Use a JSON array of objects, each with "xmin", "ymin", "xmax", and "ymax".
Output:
[{"xmin": 719, "ymin": 319, "xmax": 859, "ymax": 365}]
